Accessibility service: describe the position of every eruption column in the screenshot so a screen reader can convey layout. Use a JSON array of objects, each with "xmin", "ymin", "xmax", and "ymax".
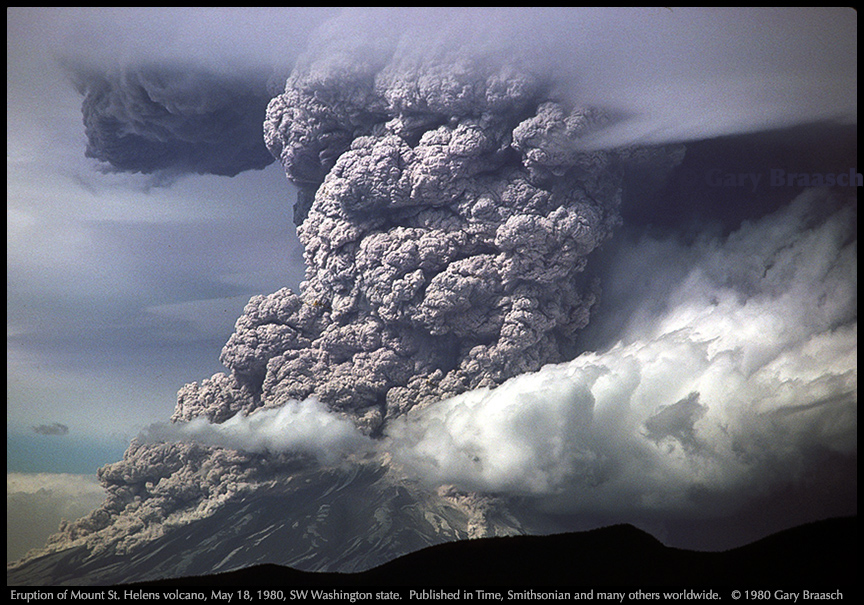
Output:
[{"xmin": 175, "ymin": 29, "xmax": 674, "ymax": 433}]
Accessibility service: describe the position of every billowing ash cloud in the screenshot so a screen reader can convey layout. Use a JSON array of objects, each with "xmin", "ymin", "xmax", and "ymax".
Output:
[
  {"xmin": 9, "ymin": 8, "xmax": 855, "ymax": 583},
  {"xmin": 34, "ymin": 440, "xmax": 306, "ymax": 561},
  {"xmin": 173, "ymin": 188, "xmax": 857, "ymax": 508},
  {"xmin": 168, "ymin": 188, "xmax": 858, "ymax": 507},
  {"xmin": 172, "ymin": 18, "xmax": 682, "ymax": 434},
  {"xmin": 68, "ymin": 64, "xmax": 275, "ymax": 177},
  {"xmin": 24, "ymin": 189, "xmax": 854, "ymax": 569}
]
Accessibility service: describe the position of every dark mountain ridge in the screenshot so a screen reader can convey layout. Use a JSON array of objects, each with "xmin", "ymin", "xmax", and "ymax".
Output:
[{"xmin": 128, "ymin": 516, "xmax": 856, "ymax": 588}]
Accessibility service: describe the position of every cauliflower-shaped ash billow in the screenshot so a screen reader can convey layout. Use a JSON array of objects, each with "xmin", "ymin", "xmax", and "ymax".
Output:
[{"xmin": 176, "ymin": 34, "xmax": 677, "ymax": 434}]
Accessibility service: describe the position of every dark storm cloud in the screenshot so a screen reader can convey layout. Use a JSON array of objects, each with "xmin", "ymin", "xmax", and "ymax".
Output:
[
  {"xmin": 68, "ymin": 65, "xmax": 275, "ymax": 177},
  {"xmin": 21, "ymin": 7, "xmax": 338, "ymax": 180},
  {"xmin": 30, "ymin": 423, "xmax": 70, "ymax": 437}
]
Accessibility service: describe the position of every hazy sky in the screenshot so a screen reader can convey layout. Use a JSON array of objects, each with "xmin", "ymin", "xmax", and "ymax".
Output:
[
  {"xmin": 7, "ymin": 8, "xmax": 334, "ymax": 470},
  {"xmin": 6, "ymin": 6, "xmax": 856, "ymax": 468}
]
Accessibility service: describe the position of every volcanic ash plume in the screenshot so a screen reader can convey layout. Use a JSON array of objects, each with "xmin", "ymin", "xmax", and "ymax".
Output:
[
  {"xmin": 7, "ymin": 10, "xmax": 856, "ymax": 587},
  {"xmin": 69, "ymin": 65, "xmax": 276, "ymax": 177},
  {"xmin": 173, "ymin": 28, "xmax": 682, "ymax": 434}
]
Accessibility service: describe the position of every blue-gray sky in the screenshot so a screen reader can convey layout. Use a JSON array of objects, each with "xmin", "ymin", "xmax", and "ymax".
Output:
[{"xmin": 7, "ymin": 8, "xmax": 336, "ymax": 469}]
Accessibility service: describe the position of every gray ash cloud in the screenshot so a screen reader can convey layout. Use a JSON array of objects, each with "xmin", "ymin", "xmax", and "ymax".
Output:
[
  {"xmin": 68, "ymin": 64, "xmax": 276, "ymax": 177},
  {"xmin": 172, "ymin": 25, "xmax": 681, "ymax": 433},
  {"xmin": 18, "ymin": 19, "xmax": 683, "ymax": 570},
  {"xmin": 9, "ymin": 9, "xmax": 854, "ymax": 585}
]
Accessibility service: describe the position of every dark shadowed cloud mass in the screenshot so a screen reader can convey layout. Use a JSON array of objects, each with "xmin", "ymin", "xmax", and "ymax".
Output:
[{"xmin": 68, "ymin": 65, "xmax": 275, "ymax": 177}]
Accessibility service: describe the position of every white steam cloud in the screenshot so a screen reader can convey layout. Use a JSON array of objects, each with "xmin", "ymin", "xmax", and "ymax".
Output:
[
  {"xmin": 388, "ymin": 189, "xmax": 855, "ymax": 507},
  {"xmin": 159, "ymin": 188, "xmax": 855, "ymax": 516},
  {"xmin": 145, "ymin": 398, "xmax": 374, "ymax": 465}
]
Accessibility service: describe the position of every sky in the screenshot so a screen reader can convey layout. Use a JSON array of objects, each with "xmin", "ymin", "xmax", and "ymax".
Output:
[
  {"xmin": 6, "ymin": 7, "xmax": 857, "ymax": 566},
  {"xmin": 7, "ymin": 8, "xmax": 334, "ymax": 469}
]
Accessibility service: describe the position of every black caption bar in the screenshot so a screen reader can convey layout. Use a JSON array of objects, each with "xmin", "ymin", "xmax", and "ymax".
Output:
[{"xmin": 8, "ymin": 586, "xmax": 857, "ymax": 604}]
